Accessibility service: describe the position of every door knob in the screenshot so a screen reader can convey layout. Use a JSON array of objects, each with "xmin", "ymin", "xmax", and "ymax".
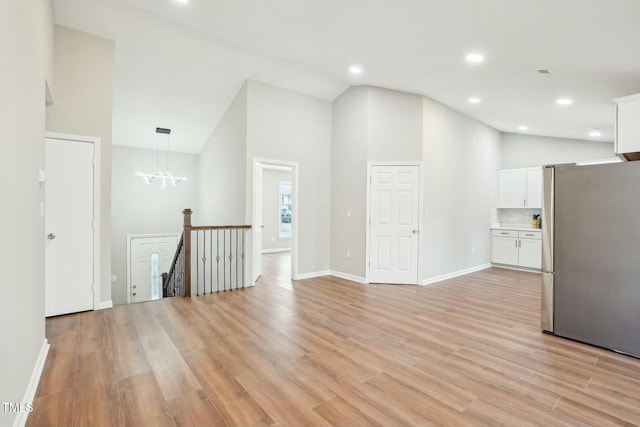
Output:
[
  {"xmin": 412, "ymin": 229, "xmax": 419, "ymax": 234},
  {"xmin": 47, "ymin": 233, "xmax": 56, "ymax": 240}
]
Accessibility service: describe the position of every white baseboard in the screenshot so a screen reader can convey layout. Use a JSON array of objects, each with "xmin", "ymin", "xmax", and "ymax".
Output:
[
  {"xmin": 294, "ymin": 270, "xmax": 331, "ymax": 280},
  {"xmin": 421, "ymin": 263, "xmax": 491, "ymax": 286},
  {"xmin": 261, "ymin": 248, "xmax": 291, "ymax": 254},
  {"xmin": 14, "ymin": 339, "xmax": 50, "ymax": 427},
  {"xmin": 330, "ymin": 270, "xmax": 367, "ymax": 284},
  {"xmin": 96, "ymin": 300, "xmax": 113, "ymax": 310}
]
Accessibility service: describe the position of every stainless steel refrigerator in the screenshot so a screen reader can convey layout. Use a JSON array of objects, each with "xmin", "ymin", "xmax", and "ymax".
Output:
[{"xmin": 541, "ymin": 162, "xmax": 640, "ymax": 358}]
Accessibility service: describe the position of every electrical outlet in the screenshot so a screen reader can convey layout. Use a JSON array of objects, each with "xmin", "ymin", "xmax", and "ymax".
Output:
[
  {"xmin": 346, "ymin": 250, "xmax": 351, "ymax": 259},
  {"xmin": 471, "ymin": 247, "xmax": 476, "ymax": 254},
  {"xmin": 346, "ymin": 209, "xmax": 351, "ymax": 218},
  {"xmin": 111, "ymin": 275, "xmax": 117, "ymax": 283}
]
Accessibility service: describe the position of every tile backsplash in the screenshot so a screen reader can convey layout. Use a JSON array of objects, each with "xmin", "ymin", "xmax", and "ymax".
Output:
[{"xmin": 496, "ymin": 208, "xmax": 542, "ymax": 228}]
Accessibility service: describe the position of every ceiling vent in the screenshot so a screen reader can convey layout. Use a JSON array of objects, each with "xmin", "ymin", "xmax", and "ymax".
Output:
[{"xmin": 537, "ymin": 69, "xmax": 556, "ymax": 78}]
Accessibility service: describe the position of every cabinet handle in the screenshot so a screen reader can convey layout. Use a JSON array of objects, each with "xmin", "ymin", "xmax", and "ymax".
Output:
[
  {"xmin": 515, "ymin": 240, "xmax": 518, "ymax": 247},
  {"xmin": 501, "ymin": 232, "xmax": 509, "ymax": 235},
  {"xmin": 525, "ymin": 233, "xmax": 534, "ymax": 237},
  {"xmin": 523, "ymin": 199, "xmax": 526, "ymax": 207}
]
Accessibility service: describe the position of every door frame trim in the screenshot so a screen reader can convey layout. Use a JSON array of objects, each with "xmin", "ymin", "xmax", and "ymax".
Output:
[
  {"xmin": 366, "ymin": 162, "xmax": 423, "ymax": 285},
  {"xmin": 252, "ymin": 157, "xmax": 300, "ymax": 281},
  {"xmin": 126, "ymin": 233, "xmax": 181, "ymax": 304},
  {"xmin": 45, "ymin": 132, "xmax": 101, "ymax": 311}
]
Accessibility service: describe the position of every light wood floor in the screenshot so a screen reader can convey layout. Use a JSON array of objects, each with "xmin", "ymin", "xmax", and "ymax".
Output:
[{"xmin": 28, "ymin": 253, "xmax": 640, "ymax": 426}]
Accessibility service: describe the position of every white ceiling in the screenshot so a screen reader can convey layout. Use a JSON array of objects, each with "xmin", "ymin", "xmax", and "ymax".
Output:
[{"xmin": 53, "ymin": 0, "xmax": 640, "ymax": 154}]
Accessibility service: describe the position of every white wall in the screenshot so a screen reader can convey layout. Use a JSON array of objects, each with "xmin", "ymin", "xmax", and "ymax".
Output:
[
  {"xmin": 246, "ymin": 80, "xmax": 332, "ymax": 276},
  {"xmin": 262, "ymin": 168, "xmax": 293, "ymax": 252},
  {"xmin": 46, "ymin": 25, "xmax": 115, "ymax": 304},
  {"xmin": 368, "ymin": 87, "xmax": 423, "ymax": 162},
  {"xmin": 198, "ymin": 83, "xmax": 247, "ymax": 225},
  {"xmin": 0, "ymin": 1, "xmax": 53, "ymax": 425},
  {"xmin": 501, "ymin": 133, "xmax": 615, "ymax": 168},
  {"xmin": 422, "ymin": 97, "xmax": 501, "ymax": 280},
  {"xmin": 331, "ymin": 87, "xmax": 369, "ymax": 277},
  {"xmin": 110, "ymin": 145, "xmax": 199, "ymax": 305}
]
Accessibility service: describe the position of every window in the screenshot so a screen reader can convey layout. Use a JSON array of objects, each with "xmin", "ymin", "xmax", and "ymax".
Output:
[
  {"xmin": 150, "ymin": 252, "xmax": 161, "ymax": 300},
  {"xmin": 279, "ymin": 181, "xmax": 292, "ymax": 239}
]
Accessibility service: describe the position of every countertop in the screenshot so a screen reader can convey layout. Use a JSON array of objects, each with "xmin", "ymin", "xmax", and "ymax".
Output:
[{"xmin": 491, "ymin": 224, "xmax": 542, "ymax": 232}]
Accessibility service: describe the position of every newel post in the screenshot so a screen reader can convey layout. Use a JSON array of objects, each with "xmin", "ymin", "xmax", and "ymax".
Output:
[{"xmin": 183, "ymin": 208, "xmax": 192, "ymax": 297}]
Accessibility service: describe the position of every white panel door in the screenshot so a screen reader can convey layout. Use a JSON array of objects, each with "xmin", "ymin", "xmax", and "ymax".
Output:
[
  {"xmin": 129, "ymin": 235, "xmax": 178, "ymax": 303},
  {"xmin": 369, "ymin": 165, "xmax": 420, "ymax": 284},
  {"xmin": 45, "ymin": 138, "xmax": 95, "ymax": 317}
]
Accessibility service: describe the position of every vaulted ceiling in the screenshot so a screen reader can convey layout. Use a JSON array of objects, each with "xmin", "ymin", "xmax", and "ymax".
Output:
[{"xmin": 53, "ymin": 0, "xmax": 640, "ymax": 153}]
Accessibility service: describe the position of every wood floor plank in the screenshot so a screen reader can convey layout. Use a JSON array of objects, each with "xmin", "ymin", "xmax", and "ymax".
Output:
[
  {"xmin": 167, "ymin": 389, "xmax": 227, "ymax": 427},
  {"xmin": 28, "ymin": 254, "xmax": 640, "ymax": 427}
]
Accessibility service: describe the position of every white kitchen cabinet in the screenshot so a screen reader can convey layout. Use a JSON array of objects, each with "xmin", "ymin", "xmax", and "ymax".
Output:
[
  {"xmin": 490, "ymin": 230, "xmax": 519, "ymax": 265},
  {"xmin": 518, "ymin": 231, "xmax": 542, "ymax": 269},
  {"xmin": 491, "ymin": 229, "xmax": 541, "ymax": 270},
  {"xmin": 497, "ymin": 167, "xmax": 542, "ymax": 209},
  {"xmin": 614, "ymin": 93, "xmax": 640, "ymax": 159}
]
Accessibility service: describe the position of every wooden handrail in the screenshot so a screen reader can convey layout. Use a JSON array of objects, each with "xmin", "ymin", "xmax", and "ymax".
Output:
[{"xmin": 191, "ymin": 225, "xmax": 252, "ymax": 231}]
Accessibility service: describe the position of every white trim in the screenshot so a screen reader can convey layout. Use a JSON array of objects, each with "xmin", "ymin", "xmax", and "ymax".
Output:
[
  {"xmin": 421, "ymin": 263, "xmax": 492, "ymax": 286},
  {"xmin": 45, "ymin": 132, "xmax": 101, "ymax": 312},
  {"xmin": 294, "ymin": 270, "xmax": 331, "ymax": 280},
  {"xmin": 126, "ymin": 233, "xmax": 180, "ymax": 304},
  {"xmin": 14, "ymin": 339, "xmax": 50, "ymax": 427},
  {"xmin": 330, "ymin": 270, "xmax": 367, "ymax": 284},
  {"xmin": 366, "ymin": 162, "xmax": 424, "ymax": 285},
  {"xmin": 96, "ymin": 300, "xmax": 113, "ymax": 310},
  {"xmin": 253, "ymin": 158, "xmax": 300, "ymax": 282},
  {"xmin": 261, "ymin": 248, "xmax": 291, "ymax": 254}
]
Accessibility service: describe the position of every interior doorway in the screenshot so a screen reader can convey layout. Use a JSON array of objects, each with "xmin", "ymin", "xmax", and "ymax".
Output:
[{"xmin": 252, "ymin": 158, "xmax": 299, "ymax": 283}]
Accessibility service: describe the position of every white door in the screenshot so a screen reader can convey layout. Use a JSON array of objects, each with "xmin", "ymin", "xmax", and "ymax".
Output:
[
  {"xmin": 128, "ymin": 235, "xmax": 178, "ymax": 303},
  {"xmin": 369, "ymin": 165, "xmax": 420, "ymax": 284},
  {"xmin": 45, "ymin": 138, "xmax": 95, "ymax": 317},
  {"xmin": 253, "ymin": 163, "xmax": 263, "ymax": 283}
]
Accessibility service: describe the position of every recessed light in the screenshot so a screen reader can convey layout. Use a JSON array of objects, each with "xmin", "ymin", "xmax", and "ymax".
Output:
[
  {"xmin": 175, "ymin": 0, "xmax": 189, "ymax": 3},
  {"xmin": 349, "ymin": 66, "xmax": 363, "ymax": 75},
  {"xmin": 468, "ymin": 97, "xmax": 481, "ymax": 104},
  {"xmin": 556, "ymin": 98, "xmax": 573, "ymax": 105},
  {"xmin": 465, "ymin": 53, "xmax": 484, "ymax": 64},
  {"xmin": 518, "ymin": 125, "xmax": 529, "ymax": 131},
  {"xmin": 589, "ymin": 129, "xmax": 602, "ymax": 138}
]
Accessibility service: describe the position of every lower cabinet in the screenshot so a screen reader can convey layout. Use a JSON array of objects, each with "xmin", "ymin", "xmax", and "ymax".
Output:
[{"xmin": 491, "ymin": 229, "xmax": 541, "ymax": 269}]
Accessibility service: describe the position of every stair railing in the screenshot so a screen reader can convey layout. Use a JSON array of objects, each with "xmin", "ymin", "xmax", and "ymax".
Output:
[{"xmin": 163, "ymin": 209, "xmax": 252, "ymax": 298}]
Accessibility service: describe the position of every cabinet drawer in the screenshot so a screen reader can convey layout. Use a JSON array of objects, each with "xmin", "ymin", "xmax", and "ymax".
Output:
[
  {"xmin": 518, "ymin": 230, "xmax": 541, "ymax": 240},
  {"xmin": 491, "ymin": 229, "xmax": 518, "ymax": 238}
]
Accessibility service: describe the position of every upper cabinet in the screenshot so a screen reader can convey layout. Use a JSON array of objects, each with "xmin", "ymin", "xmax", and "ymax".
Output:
[
  {"xmin": 614, "ymin": 93, "xmax": 640, "ymax": 161},
  {"xmin": 497, "ymin": 167, "xmax": 542, "ymax": 209}
]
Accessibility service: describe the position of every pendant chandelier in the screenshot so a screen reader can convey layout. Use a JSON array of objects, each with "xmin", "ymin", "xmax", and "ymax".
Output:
[{"xmin": 136, "ymin": 127, "xmax": 187, "ymax": 188}]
